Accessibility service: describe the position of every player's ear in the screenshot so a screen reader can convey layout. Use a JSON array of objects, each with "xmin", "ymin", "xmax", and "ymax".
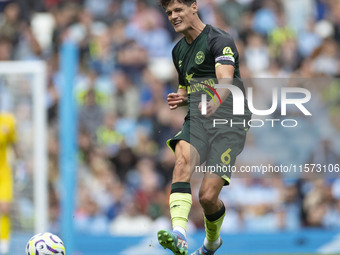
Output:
[{"xmin": 191, "ymin": 1, "xmax": 197, "ymax": 14}]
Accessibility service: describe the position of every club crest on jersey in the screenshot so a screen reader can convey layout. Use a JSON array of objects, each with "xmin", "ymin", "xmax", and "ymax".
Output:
[{"xmin": 195, "ymin": 51, "xmax": 205, "ymax": 65}]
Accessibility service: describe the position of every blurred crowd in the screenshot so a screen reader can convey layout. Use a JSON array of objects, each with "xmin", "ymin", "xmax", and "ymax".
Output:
[{"xmin": 1, "ymin": 0, "xmax": 340, "ymax": 235}]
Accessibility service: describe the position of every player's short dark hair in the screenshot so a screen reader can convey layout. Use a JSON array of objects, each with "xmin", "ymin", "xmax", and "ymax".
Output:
[{"xmin": 158, "ymin": 0, "xmax": 196, "ymax": 9}]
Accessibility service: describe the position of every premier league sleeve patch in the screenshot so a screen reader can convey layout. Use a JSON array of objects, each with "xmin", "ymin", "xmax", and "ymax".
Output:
[{"xmin": 215, "ymin": 46, "xmax": 235, "ymax": 63}]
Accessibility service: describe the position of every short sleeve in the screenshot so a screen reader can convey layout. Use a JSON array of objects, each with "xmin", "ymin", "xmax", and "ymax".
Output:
[
  {"xmin": 172, "ymin": 47, "xmax": 186, "ymax": 89},
  {"xmin": 208, "ymin": 31, "xmax": 238, "ymax": 68}
]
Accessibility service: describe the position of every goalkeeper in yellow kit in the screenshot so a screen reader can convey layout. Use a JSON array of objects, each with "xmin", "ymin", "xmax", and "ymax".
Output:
[{"xmin": 0, "ymin": 112, "xmax": 17, "ymax": 255}]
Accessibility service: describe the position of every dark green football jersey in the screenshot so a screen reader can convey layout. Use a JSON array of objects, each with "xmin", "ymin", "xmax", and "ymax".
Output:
[{"xmin": 172, "ymin": 24, "xmax": 251, "ymax": 120}]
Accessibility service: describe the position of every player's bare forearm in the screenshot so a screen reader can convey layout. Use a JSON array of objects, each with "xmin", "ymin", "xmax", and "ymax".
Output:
[
  {"xmin": 214, "ymin": 87, "xmax": 230, "ymax": 107},
  {"xmin": 198, "ymin": 65, "xmax": 234, "ymax": 116},
  {"xmin": 167, "ymin": 88, "xmax": 188, "ymax": 110},
  {"xmin": 214, "ymin": 64, "xmax": 235, "ymax": 106}
]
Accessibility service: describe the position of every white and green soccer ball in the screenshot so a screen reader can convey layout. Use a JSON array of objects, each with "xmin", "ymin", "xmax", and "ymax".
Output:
[{"xmin": 25, "ymin": 232, "xmax": 65, "ymax": 255}]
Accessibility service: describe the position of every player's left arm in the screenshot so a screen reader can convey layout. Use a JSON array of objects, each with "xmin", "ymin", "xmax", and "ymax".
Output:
[
  {"xmin": 202, "ymin": 65, "xmax": 234, "ymax": 117},
  {"xmin": 199, "ymin": 30, "xmax": 238, "ymax": 117}
]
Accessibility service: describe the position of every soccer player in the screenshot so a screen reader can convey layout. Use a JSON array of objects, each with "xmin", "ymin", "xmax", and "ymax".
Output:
[
  {"xmin": 157, "ymin": 0, "xmax": 251, "ymax": 255},
  {"xmin": 0, "ymin": 112, "xmax": 17, "ymax": 255}
]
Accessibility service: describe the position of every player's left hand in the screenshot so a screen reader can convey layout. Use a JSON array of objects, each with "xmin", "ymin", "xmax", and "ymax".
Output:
[{"xmin": 198, "ymin": 99, "xmax": 219, "ymax": 117}]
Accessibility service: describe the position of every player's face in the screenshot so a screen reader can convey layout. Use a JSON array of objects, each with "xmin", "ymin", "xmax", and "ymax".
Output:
[{"xmin": 165, "ymin": 0, "xmax": 197, "ymax": 34}]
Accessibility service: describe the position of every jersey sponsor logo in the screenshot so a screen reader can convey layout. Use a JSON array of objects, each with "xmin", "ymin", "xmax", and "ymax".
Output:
[
  {"xmin": 197, "ymin": 80, "xmax": 222, "ymax": 106},
  {"xmin": 215, "ymin": 55, "xmax": 235, "ymax": 63},
  {"xmin": 222, "ymin": 46, "xmax": 234, "ymax": 56},
  {"xmin": 185, "ymin": 74, "xmax": 223, "ymax": 106},
  {"xmin": 195, "ymin": 51, "xmax": 205, "ymax": 65}
]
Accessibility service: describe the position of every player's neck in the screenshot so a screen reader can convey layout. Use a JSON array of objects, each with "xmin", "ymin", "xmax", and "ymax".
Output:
[{"xmin": 184, "ymin": 21, "xmax": 206, "ymax": 44}]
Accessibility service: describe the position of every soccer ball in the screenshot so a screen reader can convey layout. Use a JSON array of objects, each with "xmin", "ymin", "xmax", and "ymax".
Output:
[{"xmin": 25, "ymin": 232, "xmax": 65, "ymax": 255}]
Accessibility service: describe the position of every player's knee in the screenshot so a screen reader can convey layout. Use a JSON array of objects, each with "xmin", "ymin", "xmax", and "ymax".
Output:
[{"xmin": 199, "ymin": 192, "xmax": 218, "ymax": 209}]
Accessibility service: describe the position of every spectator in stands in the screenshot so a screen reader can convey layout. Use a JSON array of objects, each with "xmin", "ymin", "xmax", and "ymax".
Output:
[
  {"xmin": 0, "ymin": 37, "xmax": 12, "ymax": 61},
  {"xmin": 78, "ymin": 88, "xmax": 104, "ymax": 140},
  {"xmin": 111, "ymin": 70, "xmax": 139, "ymax": 119}
]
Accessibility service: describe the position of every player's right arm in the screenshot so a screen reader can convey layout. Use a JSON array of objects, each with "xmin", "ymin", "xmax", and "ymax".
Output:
[
  {"xmin": 167, "ymin": 87, "xmax": 188, "ymax": 110},
  {"xmin": 169, "ymin": 40, "xmax": 189, "ymax": 110},
  {"xmin": 169, "ymin": 44, "xmax": 188, "ymax": 110}
]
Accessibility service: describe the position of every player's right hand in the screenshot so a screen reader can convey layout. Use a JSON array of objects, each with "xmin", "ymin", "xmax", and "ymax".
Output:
[{"xmin": 167, "ymin": 93, "xmax": 186, "ymax": 110}]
